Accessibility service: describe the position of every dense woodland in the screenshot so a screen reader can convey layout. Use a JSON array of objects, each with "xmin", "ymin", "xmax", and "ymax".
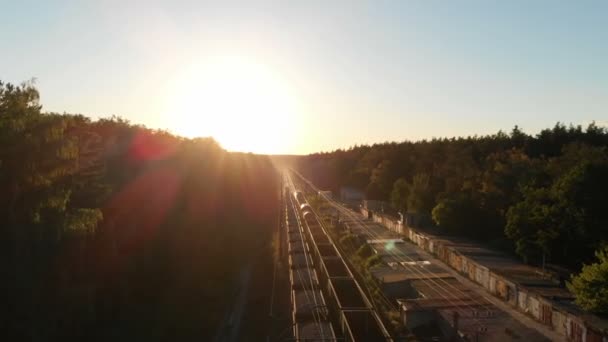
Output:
[
  {"xmin": 0, "ymin": 81, "xmax": 279, "ymax": 340},
  {"xmin": 296, "ymin": 121, "xmax": 608, "ymax": 312}
]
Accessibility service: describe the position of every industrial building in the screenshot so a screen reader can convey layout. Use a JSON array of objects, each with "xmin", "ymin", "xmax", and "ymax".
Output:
[{"xmin": 360, "ymin": 206, "xmax": 608, "ymax": 341}]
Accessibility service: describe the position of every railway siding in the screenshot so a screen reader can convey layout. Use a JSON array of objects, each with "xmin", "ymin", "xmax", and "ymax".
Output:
[{"xmin": 288, "ymin": 173, "xmax": 393, "ymax": 342}]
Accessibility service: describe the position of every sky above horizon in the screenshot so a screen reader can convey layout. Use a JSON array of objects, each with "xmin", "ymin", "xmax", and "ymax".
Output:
[{"xmin": 2, "ymin": 1, "xmax": 607, "ymax": 154}]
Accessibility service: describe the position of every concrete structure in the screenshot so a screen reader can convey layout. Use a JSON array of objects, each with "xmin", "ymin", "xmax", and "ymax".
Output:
[
  {"xmin": 369, "ymin": 265, "xmax": 411, "ymax": 301},
  {"xmin": 362, "ymin": 208, "xmax": 608, "ymax": 341},
  {"xmin": 363, "ymin": 200, "xmax": 386, "ymax": 212},
  {"xmin": 362, "ymin": 230, "xmax": 551, "ymax": 341},
  {"xmin": 398, "ymin": 297, "xmax": 547, "ymax": 342},
  {"xmin": 339, "ymin": 186, "xmax": 364, "ymax": 203}
]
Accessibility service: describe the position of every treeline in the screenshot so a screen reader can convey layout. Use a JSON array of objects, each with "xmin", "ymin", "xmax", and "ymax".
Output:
[
  {"xmin": 0, "ymin": 81, "xmax": 279, "ymax": 340},
  {"xmin": 296, "ymin": 124, "xmax": 608, "ymax": 270}
]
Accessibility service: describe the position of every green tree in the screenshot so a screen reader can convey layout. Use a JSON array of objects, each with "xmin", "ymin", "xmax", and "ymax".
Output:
[
  {"xmin": 432, "ymin": 192, "xmax": 477, "ymax": 235},
  {"xmin": 0, "ymin": 80, "xmax": 281, "ymax": 340},
  {"xmin": 551, "ymin": 159, "xmax": 608, "ymax": 264},
  {"xmin": 390, "ymin": 177, "xmax": 410, "ymax": 213},
  {"xmin": 407, "ymin": 173, "xmax": 435, "ymax": 215},
  {"xmin": 505, "ymin": 155, "xmax": 608, "ymax": 267},
  {"xmin": 369, "ymin": 159, "xmax": 397, "ymax": 200},
  {"xmin": 340, "ymin": 233, "xmax": 362, "ymax": 254},
  {"xmin": 568, "ymin": 246, "xmax": 608, "ymax": 314},
  {"xmin": 505, "ymin": 187, "xmax": 558, "ymax": 265},
  {"xmin": 294, "ymin": 117, "xmax": 608, "ymax": 274}
]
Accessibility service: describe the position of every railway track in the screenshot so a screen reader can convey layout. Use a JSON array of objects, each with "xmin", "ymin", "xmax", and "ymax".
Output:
[
  {"xmin": 289, "ymin": 169, "xmax": 558, "ymax": 342},
  {"xmin": 283, "ymin": 172, "xmax": 335, "ymax": 341},
  {"xmin": 284, "ymin": 171, "xmax": 392, "ymax": 341}
]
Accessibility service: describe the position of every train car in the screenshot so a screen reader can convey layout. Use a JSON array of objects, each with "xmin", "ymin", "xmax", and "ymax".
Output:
[
  {"xmin": 340, "ymin": 310, "xmax": 388, "ymax": 342},
  {"xmin": 288, "ymin": 239, "xmax": 306, "ymax": 254},
  {"xmin": 290, "ymin": 267, "xmax": 319, "ymax": 290},
  {"xmin": 288, "ymin": 182, "xmax": 392, "ymax": 341},
  {"xmin": 317, "ymin": 256, "xmax": 351, "ymax": 290},
  {"xmin": 289, "ymin": 253, "xmax": 309, "ymax": 269},
  {"xmin": 292, "ymin": 289, "xmax": 325, "ymax": 321},
  {"xmin": 288, "ymin": 230, "xmax": 302, "ymax": 244},
  {"xmin": 300, "ymin": 203, "xmax": 313, "ymax": 213},
  {"xmin": 291, "ymin": 288, "xmax": 334, "ymax": 341},
  {"xmin": 293, "ymin": 191, "xmax": 307, "ymax": 206},
  {"xmin": 295, "ymin": 321, "xmax": 336, "ymax": 341}
]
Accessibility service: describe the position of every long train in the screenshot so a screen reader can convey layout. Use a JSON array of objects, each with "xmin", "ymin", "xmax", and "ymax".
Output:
[
  {"xmin": 289, "ymin": 186, "xmax": 392, "ymax": 341},
  {"xmin": 285, "ymin": 185, "xmax": 335, "ymax": 341}
]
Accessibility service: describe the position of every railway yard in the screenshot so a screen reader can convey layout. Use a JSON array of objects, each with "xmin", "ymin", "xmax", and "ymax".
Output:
[
  {"xmin": 281, "ymin": 172, "xmax": 392, "ymax": 341},
  {"xmin": 280, "ymin": 170, "xmax": 560, "ymax": 341}
]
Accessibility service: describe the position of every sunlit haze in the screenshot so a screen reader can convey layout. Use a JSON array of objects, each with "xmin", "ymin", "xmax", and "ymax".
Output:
[
  {"xmin": 2, "ymin": 1, "xmax": 607, "ymax": 154},
  {"xmin": 163, "ymin": 56, "xmax": 298, "ymax": 153},
  {"xmin": 3, "ymin": 2, "xmax": 608, "ymax": 341}
]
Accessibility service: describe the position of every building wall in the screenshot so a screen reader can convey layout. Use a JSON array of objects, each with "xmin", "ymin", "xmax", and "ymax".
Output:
[
  {"xmin": 529, "ymin": 295, "xmax": 541, "ymax": 320},
  {"xmin": 494, "ymin": 276, "xmax": 517, "ymax": 305},
  {"xmin": 468, "ymin": 264, "xmax": 476, "ymax": 283},
  {"xmin": 360, "ymin": 207, "xmax": 371, "ymax": 220},
  {"xmin": 401, "ymin": 308, "xmax": 436, "ymax": 330},
  {"xmin": 518, "ymin": 291, "xmax": 528, "ymax": 312},
  {"xmin": 462, "ymin": 257, "xmax": 470, "ymax": 276},
  {"xmin": 361, "ymin": 208, "xmax": 608, "ymax": 341},
  {"xmin": 476, "ymin": 266, "xmax": 490, "ymax": 289},
  {"xmin": 506, "ymin": 281, "xmax": 517, "ymax": 306},
  {"xmin": 585, "ymin": 327, "xmax": 605, "ymax": 342},
  {"xmin": 551, "ymin": 308, "xmax": 567, "ymax": 336},
  {"xmin": 449, "ymin": 252, "xmax": 462, "ymax": 271},
  {"xmin": 540, "ymin": 301, "xmax": 553, "ymax": 325},
  {"xmin": 489, "ymin": 274, "xmax": 497, "ymax": 296},
  {"xmin": 340, "ymin": 187, "xmax": 364, "ymax": 202},
  {"xmin": 568, "ymin": 318, "xmax": 585, "ymax": 342}
]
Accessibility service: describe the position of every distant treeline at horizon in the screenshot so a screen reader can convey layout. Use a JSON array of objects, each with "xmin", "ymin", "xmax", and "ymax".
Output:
[
  {"xmin": 296, "ymin": 122, "xmax": 608, "ymax": 272},
  {"xmin": 296, "ymin": 122, "xmax": 603, "ymax": 154}
]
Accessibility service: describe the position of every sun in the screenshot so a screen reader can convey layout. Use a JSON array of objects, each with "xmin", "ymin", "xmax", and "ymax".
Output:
[{"xmin": 164, "ymin": 56, "xmax": 298, "ymax": 154}]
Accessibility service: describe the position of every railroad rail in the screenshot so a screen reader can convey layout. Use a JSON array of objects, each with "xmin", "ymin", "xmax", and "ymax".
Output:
[
  {"xmin": 285, "ymin": 171, "xmax": 393, "ymax": 342},
  {"xmin": 283, "ymin": 173, "xmax": 336, "ymax": 341}
]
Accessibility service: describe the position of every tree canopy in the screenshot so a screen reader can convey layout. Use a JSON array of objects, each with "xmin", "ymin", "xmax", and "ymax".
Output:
[
  {"xmin": 0, "ymin": 81, "xmax": 279, "ymax": 340},
  {"xmin": 297, "ymin": 122, "xmax": 608, "ymax": 271},
  {"xmin": 568, "ymin": 246, "xmax": 608, "ymax": 314}
]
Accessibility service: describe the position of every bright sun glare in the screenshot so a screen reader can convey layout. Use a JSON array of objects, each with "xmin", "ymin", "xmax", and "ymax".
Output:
[{"xmin": 164, "ymin": 56, "xmax": 297, "ymax": 154}]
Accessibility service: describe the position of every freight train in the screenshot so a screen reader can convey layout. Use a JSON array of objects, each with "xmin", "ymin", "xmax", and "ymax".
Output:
[
  {"xmin": 286, "ymin": 189, "xmax": 336, "ymax": 341},
  {"xmin": 289, "ymin": 189, "xmax": 392, "ymax": 341}
]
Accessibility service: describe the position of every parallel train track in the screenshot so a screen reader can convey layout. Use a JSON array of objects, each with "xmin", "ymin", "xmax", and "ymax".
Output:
[{"xmin": 284, "ymin": 171, "xmax": 392, "ymax": 341}]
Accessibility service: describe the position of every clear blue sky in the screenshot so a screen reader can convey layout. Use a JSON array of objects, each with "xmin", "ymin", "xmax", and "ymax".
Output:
[{"xmin": 1, "ymin": 0, "xmax": 607, "ymax": 154}]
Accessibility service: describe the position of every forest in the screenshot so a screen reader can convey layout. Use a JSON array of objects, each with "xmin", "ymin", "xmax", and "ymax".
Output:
[
  {"xmin": 296, "ymin": 121, "xmax": 608, "ymax": 311},
  {"xmin": 0, "ymin": 81, "xmax": 279, "ymax": 340}
]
